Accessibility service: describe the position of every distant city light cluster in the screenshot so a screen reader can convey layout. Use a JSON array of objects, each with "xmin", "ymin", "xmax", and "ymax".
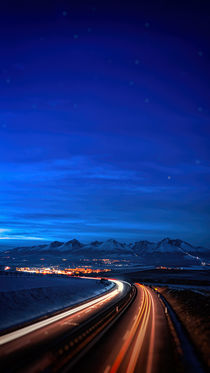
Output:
[
  {"xmin": 156, "ymin": 266, "xmax": 183, "ymax": 270},
  {"xmin": 16, "ymin": 266, "xmax": 111, "ymax": 276},
  {"xmin": 83, "ymin": 258, "xmax": 129, "ymax": 265}
]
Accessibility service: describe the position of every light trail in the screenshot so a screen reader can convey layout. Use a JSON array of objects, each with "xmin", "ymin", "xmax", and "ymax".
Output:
[
  {"xmin": 110, "ymin": 284, "xmax": 155, "ymax": 373},
  {"xmin": 126, "ymin": 287, "xmax": 151, "ymax": 373},
  {"xmin": 146, "ymin": 290, "xmax": 155, "ymax": 373},
  {"xmin": 0, "ymin": 279, "xmax": 124, "ymax": 346}
]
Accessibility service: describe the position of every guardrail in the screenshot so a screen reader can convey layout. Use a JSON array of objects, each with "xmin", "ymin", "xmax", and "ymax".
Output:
[
  {"xmin": 153, "ymin": 288, "xmax": 205, "ymax": 373},
  {"xmin": 55, "ymin": 285, "xmax": 136, "ymax": 373},
  {"xmin": 0, "ymin": 277, "xmax": 115, "ymax": 337},
  {"xmin": 0, "ymin": 282, "xmax": 136, "ymax": 373}
]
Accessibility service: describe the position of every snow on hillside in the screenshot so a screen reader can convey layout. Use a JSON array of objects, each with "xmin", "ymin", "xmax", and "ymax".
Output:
[
  {"xmin": 1, "ymin": 237, "xmax": 209, "ymax": 267},
  {"xmin": 80, "ymin": 239, "xmax": 134, "ymax": 256},
  {"xmin": 0, "ymin": 274, "xmax": 113, "ymax": 332},
  {"xmin": 156, "ymin": 238, "xmax": 184, "ymax": 253},
  {"xmin": 98, "ymin": 239, "xmax": 132, "ymax": 253},
  {"xmin": 132, "ymin": 240, "xmax": 156, "ymax": 254}
]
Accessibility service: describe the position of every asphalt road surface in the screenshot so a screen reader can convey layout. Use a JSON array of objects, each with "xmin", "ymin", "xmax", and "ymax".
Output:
[
  {"xmin": 72, "ymin": 283, "xmax": 175, "ymax": 373},
  {"xmin": 0, "ymin": 279, "xmax": 131, "ymax": 372},
  {"xmin": 0, "ymin": 279, "xmax": 200, "ymax": 373}
]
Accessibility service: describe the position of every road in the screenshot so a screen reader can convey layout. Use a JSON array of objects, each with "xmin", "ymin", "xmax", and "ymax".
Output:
[
  {"xmin": 72, "ymin": 283, "xmax": 175, "ymax": 373},
  {"xmin": 0, "ymin": 279, "xmax": 132, "ymax": 372},
  {"xmin": 0, "ymin": 280, "xmax": 189, "ymax": 373}
]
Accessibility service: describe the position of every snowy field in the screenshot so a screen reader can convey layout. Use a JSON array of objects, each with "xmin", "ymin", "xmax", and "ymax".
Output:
[{"xmin": 0, "ymin": 274, "xmax": 113, "ymax": 332}]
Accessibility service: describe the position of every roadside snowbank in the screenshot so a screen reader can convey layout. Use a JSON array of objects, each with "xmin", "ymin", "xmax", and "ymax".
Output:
[{"xmin": 0, "ymin": 274, "xmax": 113, "ymax": 332}]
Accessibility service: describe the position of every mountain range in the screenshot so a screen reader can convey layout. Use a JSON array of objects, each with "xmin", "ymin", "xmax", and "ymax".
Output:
[{"xmin": 2, "ymin": 238, "xmax": 209, "ymax": 268}]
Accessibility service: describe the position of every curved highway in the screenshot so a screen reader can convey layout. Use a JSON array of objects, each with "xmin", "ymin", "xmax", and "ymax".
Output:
[
  {"xmin": 0, "ymin": 278, "xmax": 132, "ymax": 372},
  {"xmin": 0, "ymin": 279, "xmax": 125, "ymax": 346},
  {"xmin": 73, "ymin": 283, "xmax": 174, "ymax": 373},
  {"xmin": 0, "ymin": 279, "xmax": 200, "ymax": 373}
]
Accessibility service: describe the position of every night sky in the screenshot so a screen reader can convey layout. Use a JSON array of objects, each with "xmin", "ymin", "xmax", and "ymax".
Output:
[{"xmin": 0, "ymin": 1, "xmax": 210, "ymax": 246}]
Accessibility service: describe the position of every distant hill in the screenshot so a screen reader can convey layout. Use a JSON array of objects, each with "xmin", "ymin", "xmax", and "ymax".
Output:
[{"xmin": 1, "ymin": 238, "xmax": 209, "ymax": 268}]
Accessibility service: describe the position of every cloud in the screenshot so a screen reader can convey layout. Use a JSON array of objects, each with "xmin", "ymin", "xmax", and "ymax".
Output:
[
  {"xmin": 0, "ymin": 228, "xmax": 10, "ymax": 234},
  {"xmin": 0, "ymin": 156, "xmax": 139, "ymax": 183},
  {"xmin": 0, "ymin": 228, "xmax": 44, "ymax": 241},
  {"xmin": 0, "ymin": 235, "xmax": 45, "ymax": 240},
  {"xmin": 0, "ymin": 154, "xmax": 209, "ymax": 245}
]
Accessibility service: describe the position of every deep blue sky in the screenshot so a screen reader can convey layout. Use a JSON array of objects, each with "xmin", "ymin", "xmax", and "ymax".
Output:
[{"xmin": 0, "ymin": 0, "xmax": 210, "ymax": 246}]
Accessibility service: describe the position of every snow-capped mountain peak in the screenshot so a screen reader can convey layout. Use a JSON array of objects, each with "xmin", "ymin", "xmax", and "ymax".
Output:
[
  {"xmin": 4, "ymin": 237, "xmax": 209, "ymax": 267},
  {"xmin": 49, "ymin": 241, "xmax": 63, "ymax": 248},
  {"xmin": 64, "ymin": 239, "xmax": 83, "ymax": 248}
]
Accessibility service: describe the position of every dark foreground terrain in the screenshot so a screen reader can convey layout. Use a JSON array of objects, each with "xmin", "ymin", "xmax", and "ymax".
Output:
[
  {"xmin": 112, "ymin": 268, "xmax": 210, "ymax": 371},
  {"xmin": 159, "ymin": 287, "xmax": 210, "ymax": 370},
  {"xmin": 0, "ymin": 268, "xmax": 209, "ymax": 372},
  {"xmin": 122, "ymin": 268, "xmax": 210, "ymax": 286}
]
